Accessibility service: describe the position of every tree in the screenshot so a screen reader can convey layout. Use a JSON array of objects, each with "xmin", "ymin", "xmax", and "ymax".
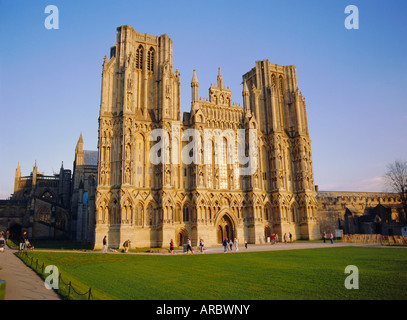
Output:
[{"xmin": 384, "ymin": 160, "xmax": 407, "ymax": 224}]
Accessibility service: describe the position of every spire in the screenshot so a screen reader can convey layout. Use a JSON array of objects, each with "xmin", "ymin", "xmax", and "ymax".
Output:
[
  {"xmin": 14, "ymin": 162, "xmax": 21, "ymax": 193},
  {"xmin": 243, "ymin": 80, "xmax": 250, "ymax": 113},
  {"xmin": 75, "ymin": 133, "xmax": 85, "ymax": 166},
  {"xmin": 76, "ymin": 133, "xmax": 84, "ymax": 153},
  {"xmin": 32, "ymin": 160, "xmax": 38, "ymax": 186},
  {"xmin": 217, "ymin": 67, "xmax": 223, "ymax": 88},
  {"xmin": 243, "ymin": 80, "xmax": 249, "ymax": 96},
  {"xmin": 191, "ymin": 69, "xmax": 199, "ymax": 103},
  {"xmin": 191, "ymin": 69, "xmax": 199, "ymax": 86}
]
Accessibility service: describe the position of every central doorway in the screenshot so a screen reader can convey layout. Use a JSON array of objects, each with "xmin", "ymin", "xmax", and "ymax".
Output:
[{"xmin": 217, "ymin": 214, "xmax": 235, "ymax": 243}]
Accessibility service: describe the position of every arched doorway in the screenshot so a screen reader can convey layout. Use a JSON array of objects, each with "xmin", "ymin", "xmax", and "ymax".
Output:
[
  {"xmin": 176, "ymin": 228, "xmax": 188, "ymax": 246},
  {"xmin": 9, "ymin": 223, "xmax": 22, "ymax": 241},
  {"xmin": 216, "ymin": 214, "xmax": 235, "ymax": 243},
  {"xmin": 264, "ymin": 226, "xmax": 272, "ymax": 240}
]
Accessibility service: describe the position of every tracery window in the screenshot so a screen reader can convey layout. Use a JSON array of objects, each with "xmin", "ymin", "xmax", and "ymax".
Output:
[
  {"xmin": 38, "ymin": 207, "xmax": 51, "ymax": 223},
  {"xmin": 136, "ymin": 45, "xmax": 144, "ymax": 69},
  {"xmin": 147, "ymin": 47, "xmax": 154, "ymax": 72}
]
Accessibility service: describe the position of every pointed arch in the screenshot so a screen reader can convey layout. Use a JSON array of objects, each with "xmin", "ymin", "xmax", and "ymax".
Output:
[
  {"xmin": 147, "ymin": 47, "xmax": 155, "ymax": 72},
  {"xmin": 136, "ymin": 44, "xmax": 144, "ymax": 69}
]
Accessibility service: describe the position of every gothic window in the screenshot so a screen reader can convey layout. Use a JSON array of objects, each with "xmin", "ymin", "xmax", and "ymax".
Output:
[
  {"xmin": 41, "ymin": 191, "xmax": 54, "ymax": 200},
  {"xmin": 183, "ymin": 206, "xmax": 189, "ymax": 222},
  {"xmin": 37, "ymin": 207, "xmax": 51, "ymax": 223},
  {"xmin": 219, "ymin": 137, "xmax": 228, "ymax": 189},
  {"xmin": 279, "ymin": 76, "xmax": 284, "ymax": 96},
  {"xmin": 55, "ymin": 212, "xmax": 66, "ymax": 230},
  {"xmin": 136, "ymin": 45, "xmax": 144, "ymax": 69},
  {"xmin": 147, "ymin": 47, "xmax": 154, "ymax": 71}
]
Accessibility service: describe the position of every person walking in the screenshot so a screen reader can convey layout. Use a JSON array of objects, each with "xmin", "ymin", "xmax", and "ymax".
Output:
[
  {"xmin": 271, "ymin": 233, "xmax": 275, "ymax": 245},
  {"xmin": 229, "ymin": 239, "xmax": 233, "ymax": 251},
  {"xmin": 283, "ymin": 233, "xmax": 287, "ymax": 244},
  {"xmin": 200, "ymin": 239, "xmax": 204, "ymax": 253},
  {"xmin": 19, "ymin": 231, "xmax": 27, "ymax": 251},
  {"xmin": 234, "ymin": 238, "xmax": 239, "ymax": 251},
  {"xmin": 330, "ymin": 232, "xmax": 334, "ymax": 244},
  {"xmin": 170, "ymin": 239, "xmax": 174, "ymax": 255},
  {"xmin": 186, "ymin": 238, "xmax": 194, "ymax": 254},
  {"xmin": 289, "ymin": 232, "xmax": 293, "ymax": 243},
  {"xmin": 223, "ymin": 239, "xmax": 228, "ymax": 252},
  {"xmin": 123, "ymin": 239, "xmax": 131, "ymax": 253},
  {"xmin": 103, "ymin": 235, "xmax": 108, "ymax": 253},
  {"xmin": 275, "ymin": 233, "xmax": 279, "ymax": 244},
  {"xmin": 244, "ymin": 240, "xmax": 248, "ymax": 249},
  {"xmin": 323, "ymin": 231, "xmax": 327, "ymax": 243}
]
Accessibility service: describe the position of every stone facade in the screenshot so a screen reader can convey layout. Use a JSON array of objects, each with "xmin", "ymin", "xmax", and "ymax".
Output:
[
  {"xmin": 70, "ymin": 133, "xmax": 98, "ymax": 241},
  {"xmin": 0, "ymin": 134, "xmax": 98, "ymax": 242},
  {"xmin": 94, "ymin": 26, "xmax": 319, "ymax": 249},
  {"xmin": 316, "ymin": 190, "xmax": 403, "ymax": 236},
  {"xmin": 0, "ymin": 161, "xmax": 72, "ymax": 240}
]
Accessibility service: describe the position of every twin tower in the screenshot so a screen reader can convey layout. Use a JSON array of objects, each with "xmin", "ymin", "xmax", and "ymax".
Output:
[{"xmin": 94, "ymin": 25, "xmax": 319, "ymax": 249}]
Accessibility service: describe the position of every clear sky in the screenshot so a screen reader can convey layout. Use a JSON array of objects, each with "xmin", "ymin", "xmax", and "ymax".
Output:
[{"xmin": 0, "ymin": 0, "xmax": 406, "ymax": 198}]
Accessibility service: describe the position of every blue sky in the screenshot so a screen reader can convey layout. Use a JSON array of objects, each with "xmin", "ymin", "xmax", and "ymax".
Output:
[{"xmin": 0, "ymin": 0, "xmax": 406, "ymax": 198}]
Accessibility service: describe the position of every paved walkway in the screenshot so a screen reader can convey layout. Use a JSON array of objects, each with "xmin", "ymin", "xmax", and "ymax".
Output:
[
  {"xmin": 166, "ymin": 241, "xmax": 382, "ymax": 255},
  {"xmin": 0, "ymin": 245, "xmax": 60, "ymax": 300}
]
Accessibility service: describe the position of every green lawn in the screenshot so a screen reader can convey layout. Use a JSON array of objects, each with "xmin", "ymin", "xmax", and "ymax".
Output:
[
  {"xmin": 17, "ymin": 247, "xmax": 407, "ymax": 300},
  {"xmin": 0, "ymin": 280, "xmax": 5, "ymax": 300}
]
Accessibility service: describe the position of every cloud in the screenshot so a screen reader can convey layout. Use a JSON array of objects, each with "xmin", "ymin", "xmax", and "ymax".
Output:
[{"xmin": 318, "ymin": 176, "xmax": 386, "ymax": 193}]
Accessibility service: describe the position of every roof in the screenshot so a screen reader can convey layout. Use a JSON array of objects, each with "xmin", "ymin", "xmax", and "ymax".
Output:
[{"xmin": 83, "ymin": 150, "xmax": 98, "ymax": 166}]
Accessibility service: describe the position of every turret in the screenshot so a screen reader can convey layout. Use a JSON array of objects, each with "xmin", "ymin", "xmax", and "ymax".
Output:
[
  {"xmin": 14, "ymin": 162, "xmax": 21, "ymax": 193},
  {"xmin": 217, "ymin": 67, "xmax": 223, "ymax": 89},
  {"xmin": 191, "ymin": 69, "xmax": 199, "ymax": 103},
  {"xmin": 75, "ymin": 133, "xmax": 84, "ymax": 166},
  {"xmin": 32, "ymin": 160, "xmax": 38, "ymax": 186},
  {"xmin": 242, "ymin": 80, "xmax": 250, "ymax": 114}
]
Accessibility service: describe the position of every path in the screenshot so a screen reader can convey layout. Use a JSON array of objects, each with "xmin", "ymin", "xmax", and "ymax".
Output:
[{"xmin": 0, "ymin": 245, "xmax": 60, "ymax": 300}]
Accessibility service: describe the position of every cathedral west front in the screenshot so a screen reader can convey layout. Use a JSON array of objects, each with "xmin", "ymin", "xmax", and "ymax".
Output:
[{"xmin": 94, "ymin": 25, "xmax": 319, "ymax": 249}]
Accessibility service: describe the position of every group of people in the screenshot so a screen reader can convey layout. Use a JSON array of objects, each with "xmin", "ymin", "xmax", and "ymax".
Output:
[
  {"xmin": 19, "ymin": 231, "xmax": 34, "ymax": 251},
  {"xmin": 270, "ymin": 232, "xmax": 293, "ymax": 244},
  {"xmin": 102, "ymin": 236, "xmax": 132, "ymax": 253},
  {"xmin": 322, "ymin": 231, "xmax": 335, "ymax": 244},
  {"xmin": 222, "ymin": 238, "xmax": 239, "ymax": 252},
  {"xmin": 100, "ymin": 231, "xmax": 337, "ymax": 255}
]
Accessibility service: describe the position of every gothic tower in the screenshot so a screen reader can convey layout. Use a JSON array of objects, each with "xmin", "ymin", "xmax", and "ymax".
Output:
[
  {"xmin": 96, "ymin": 26, "xmax": 181, "ymax": 247},
  {"xmin": 242, "ymin": 60, "xmax": 319, "ymax": 239}
]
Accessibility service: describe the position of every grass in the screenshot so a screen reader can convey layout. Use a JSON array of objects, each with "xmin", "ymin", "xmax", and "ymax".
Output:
[
  {"xmin": 16, "ymin": 246, "xmax": 407, "ymax": 300},
  {"xmin": 0, "ymin": 280, "xmax": 5, "ymax": 300}
]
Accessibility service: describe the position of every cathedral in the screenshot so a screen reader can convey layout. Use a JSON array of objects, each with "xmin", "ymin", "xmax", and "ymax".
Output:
[
  {"xmin": 0, "ymin": 26, "xmax": 403, "ymax": 248},
  {"xmin": 94, "ymin": 25, "xmax": 319, "ymax": 248}
]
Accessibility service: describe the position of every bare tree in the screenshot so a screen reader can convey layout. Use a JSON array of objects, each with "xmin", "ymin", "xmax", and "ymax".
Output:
[{"xmin": 384, "ymin": 160, "xmax": 407, "ymax": 224}]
